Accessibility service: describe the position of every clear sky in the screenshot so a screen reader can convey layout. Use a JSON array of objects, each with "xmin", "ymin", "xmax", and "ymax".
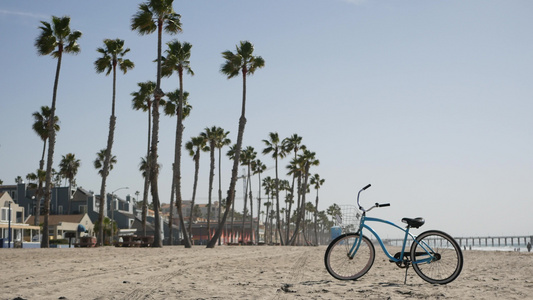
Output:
[{"xmin": 1, "ymin": 0, "xmax": 532, "ymax": 238}]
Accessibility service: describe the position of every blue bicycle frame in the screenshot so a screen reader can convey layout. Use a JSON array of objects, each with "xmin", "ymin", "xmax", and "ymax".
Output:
[{"xmin": 348, "ymin": 214, "xmax": 436, "ymax": 265}]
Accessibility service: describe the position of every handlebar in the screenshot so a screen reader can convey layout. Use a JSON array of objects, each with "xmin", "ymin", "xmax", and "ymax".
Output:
[{"xmin": 356, "ymin": 184, "xmax": 390, "ymax": 212}]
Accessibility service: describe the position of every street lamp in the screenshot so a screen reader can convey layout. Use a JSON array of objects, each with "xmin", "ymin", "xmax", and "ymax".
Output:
[
  {"xmin": 111, "ymin": 187, "xmax": 129, "ymax": 244},
  {"xmin": 8, "ymin": 201, "xmax": 11, "ymax": 248}
]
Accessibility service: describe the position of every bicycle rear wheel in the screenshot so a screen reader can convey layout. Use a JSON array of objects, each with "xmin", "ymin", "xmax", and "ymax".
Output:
[
  {"xmin": 410, "ymin": 230, "xmax": 463, "ymax": 284},
  {"xmin": 324, "ymin": 233, "xmax": 375, "ymax": 280}
]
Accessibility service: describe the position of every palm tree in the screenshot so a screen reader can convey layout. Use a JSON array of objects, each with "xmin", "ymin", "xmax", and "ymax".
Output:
[
  {"xmin": 262, "ymin": 176, "xmax": 273, "ymax": 244},
  {"xmin": 225, "ymin": 145, "xmax": 238, "ymax": 244},
  {"xmin": 138, "ymin": 156, "xmax": 161, "ymax": 192},
  {"xmin": 58, "ymin": 153, "xmax": 81, "ymax": 213},
  {"xmin": 185, "ymin": 135, "xmax": 208, "ymax": 242},
  {"xmin": 201, "ymin": 126, "xmax": 218, "ymax": 238},
  {"xmin": 282, "ymin": 134, "xmax": 302, "ymax": 241},
  {"xmin": 161, "ymin": 39, "xmax": 194, "ymax": 247},
  {"xmin": 304, "ymin": 201, "xmax": 316, "ymax": 244},
  {"xmin": 35, "ymin": 15, "xmax": 81, "ymax": 248},
  {"xmin": 310, "ymin": 173, "xmax": 325, "ymax": 245},
  {"xmin": 132, "ymin": 0, "xmax": 182, "ymax": 247},
  {"xmin": 94, "ymin": 38, "xmax": 134, "ymax": 245},
  {"xmin": 131, "ymin": 80, "xmax": 158, "ymax": 236},
  {"xmin": 32, "ymin": 106, "xmax": 60, "ymax": 172},
  {"xmin": 94, "ymin": 149, "xmax": 117, "ymax": 177},
  {"xmin": 213, "ymin": 127, "xmax": 231, "ymax": 245},
  {"xmin": 26, "ymin": 173, "xmax": 38, "ymax": 189},
  {"xmin": 252, "ymin": 159, "xmax": 266, "ymax": 244},
  {"xmin": 163, "ymin": 89, "xmax": 191, "ymax": 246},
  {"xmin": 31, "ymin": 106, "xmax": 60, "ymax": 226},
  {"xmin": 207, "ymin": 42, "xmax": 264, "ymax": 248},
  {"xmin": 289, "ymin": 149, "xmax": 319, "ymax": 245},
  {"xmin": 262, "ymin": 132, "xmax": 286, "ymax": 245},
  {"xmin": 239, "ymin": 146, "xmax": 256, "ymax": 244}
]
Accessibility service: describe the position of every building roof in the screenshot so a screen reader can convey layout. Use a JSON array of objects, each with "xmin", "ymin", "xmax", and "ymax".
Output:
[{"xmin": 26, "ymin": 214, "xmax": 87, "ymax": 226}]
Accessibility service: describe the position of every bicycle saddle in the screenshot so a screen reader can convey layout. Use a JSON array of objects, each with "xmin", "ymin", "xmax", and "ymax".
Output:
[{"xmin": 401, "ymin": 217, "xmax": 425, "ymax": 228}]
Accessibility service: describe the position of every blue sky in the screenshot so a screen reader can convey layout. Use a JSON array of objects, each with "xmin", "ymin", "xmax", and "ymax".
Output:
[{"xmin": 1, "ymin": 0, "xmax": 532, "ymax": 238}]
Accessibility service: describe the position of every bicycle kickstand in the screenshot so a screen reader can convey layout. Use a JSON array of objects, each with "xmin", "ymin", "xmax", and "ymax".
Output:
[{"xmin": 403, "ymin": 262, "xmax": 410, "ymax": 284}]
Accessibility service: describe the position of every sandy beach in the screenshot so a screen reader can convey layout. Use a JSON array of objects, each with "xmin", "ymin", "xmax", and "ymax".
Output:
[{"xmin": 1, "ymin": 245, "xmax": 532, "ymax": 300}]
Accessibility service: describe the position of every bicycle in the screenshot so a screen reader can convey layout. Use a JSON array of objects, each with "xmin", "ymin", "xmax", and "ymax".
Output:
[{"xmin": 324, "ymin": 184, "xmax": 463, "ymax": 284}]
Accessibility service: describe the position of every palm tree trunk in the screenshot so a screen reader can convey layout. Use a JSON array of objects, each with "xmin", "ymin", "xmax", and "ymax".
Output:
[
  {"xmin": 256, "ymin": 174, "xmax": 261, "ymax": 244},
  {"xmin": 174, "ymin": 65, "xmax": 191, "ymax": 247},
  {"xmin": 314, "ymin": 192, "xmax": 319, "ymax": 246},
  {"xmin": 42, "ymin": 48, "xmax": 63, "ymax": 248},
  {"xmin": 207, "ymin": 142, "xmax": 215, "ymax": 238},
  {"xmin": 34, "ymin": 142, "xmax": 46, "ymax": 226},
  {"xmin": 188, "ymin": 154, "xmax": 200, "ymax": 242},
  {"xmin": 168, "ymin": 174, "xmax": 175, "ymax": 245},
  {"xmin": 289, "ymin": 174, "xmax": 303, "ymax": 245},
  {"xmin": 230, "ymin": 195, "xmax": 235, "ymax": 244},
  {"xmin": 97, "ymin": 63, "xmax": 118, "ymax": 246},
  {"xmin": 207, "ymin": 69, "xmax": 248, "ymax": 248},
  {"xmin": 217, "ymin": 148, "xmax": 223, "ymax": 246},
  {"xmin": 149, "ymin": 16, "xmax": 165, "ymax": 248},
  {"xmin": 274, "ymin": 157, "xmax": 285, "ymax": 246},
  {"xmin": 142, "ymin": 105, "xmax": 151, "ymax": 236}
]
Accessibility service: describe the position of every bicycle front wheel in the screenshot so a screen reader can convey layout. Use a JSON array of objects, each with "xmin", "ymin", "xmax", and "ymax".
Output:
[
  {"xmin": 410, "ymin": 230, "xmax": 463, "ymax": 284},
  {"xmin": 324, "ymin": 233, "xmax": 375, "ymax": 280}
]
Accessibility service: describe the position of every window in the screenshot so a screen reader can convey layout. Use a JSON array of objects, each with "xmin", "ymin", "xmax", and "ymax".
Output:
[
  {"xmin": 1, "ymin": 208, "xmax": 8, "ymax": 221},
  {"xmin": 80, "ymin": 205, "xmax": 87, "ymax": 214},
  {"xmin": 58, "ymin": 206, "xmax": 63, "ymax": 215}
]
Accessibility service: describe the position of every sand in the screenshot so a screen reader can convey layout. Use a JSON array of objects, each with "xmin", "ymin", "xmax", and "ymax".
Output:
[{"xmin": 1, "ymin": 245, "xmax": 532, "ymax": 300}]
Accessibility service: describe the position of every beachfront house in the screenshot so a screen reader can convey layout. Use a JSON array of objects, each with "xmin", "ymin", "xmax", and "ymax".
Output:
[
  {"xmin": 0, "ymin": 182, "xmax": 95, "ymax": 219},
  {"xmin": 0, "ymin": 192, "xmax": 40, "ymax": 248},
  {"xmin": 26, "ymin": 214, "xmax": 94, "ymax": 241}
]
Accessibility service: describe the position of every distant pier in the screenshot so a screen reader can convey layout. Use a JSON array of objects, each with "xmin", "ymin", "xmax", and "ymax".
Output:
[
  {"xmin": 455, "ymin": 236, "xmax": 533, "ymax": 247},
  {"xmin": 382, "ymin": 235, "xmax": 533, "ymax": 248}
]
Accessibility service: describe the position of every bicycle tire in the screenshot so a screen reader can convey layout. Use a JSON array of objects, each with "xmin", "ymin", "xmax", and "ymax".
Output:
[
  {"xmin": 410, "ymin": 230, "xmax": 463, "ymax": 284},
  {"xmin": 324, "ymin": 233, "xmax": 375, "ymax": 280}
]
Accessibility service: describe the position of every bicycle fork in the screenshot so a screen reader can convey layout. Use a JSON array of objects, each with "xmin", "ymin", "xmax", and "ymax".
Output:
[{"xmin": 347, "ymin": 234, "xmax": 363, "ymax": 259}]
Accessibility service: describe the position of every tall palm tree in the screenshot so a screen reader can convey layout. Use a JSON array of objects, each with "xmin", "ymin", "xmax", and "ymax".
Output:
[
  {"xmin": 282, "ymin": 134, "xmax": 302, "ymax": 242},
  {"xmin": 161, "ymin": 39, "xmax": 194, "ymax": 247},
  {"xmin": 94, "ymin": 38, "xmax": 134, "ymax": 245},
  {"xmin": 262, "ymin": 132, "xmax": 286, "ymax": 245},
  {"xmin": 262, "ymin": 176, "xmax": 273, "ymax": 243},
  {"xmin": 207, "ymin": 41, "xmax": 265, "ymax": 248},
  {"xmin": 32, "ymin": 106, "xmax": 60, "ymax": 226},
  {"xmin": 201, "ymin": 126, "xmax": 218, "ymax": 238},
  {"xmin": 310, "ymin": 173, "xmax": 325, "ymax": 245},
  {"xmin": 32, "ymin": 106, "xmax": 60, "ymax": 173},
  {"xmin": 225, "ymin": 145, "xmax": 238, "ymax": 244},
  {"xmin": 26, "ymin": 173, "xmax": 38, "ymax": 189},
  {"xmin": 289, "ymin": 149, "xmax": 319, "ymax": 245},
  {"xmin": 35, "ymin": 15, "xmax": 81, "ymax": 248},
  {"xmin": 239, "ymin": 146, "xmax": 256, "ymax": 244},
  {"xmin": 132, "ymin": 0, "xmax": 182, "ymax": 247},
  {"xmin": 252, "ymin": 159, "xmax": 266, "ymax": 244},
  {"xmin": 58, "ymin": 153, "xmax": 81, "ymax": 213},
  {"xmin": 94, "ymin": 149, "xmax": 117, "ymax": 177},
  {"xmin": 185, "ymin": 135, "xmax": 208, "ymax": 242},
  {"xmin": 213, "ymin": 127, "xmax": 231, "ymax": 245},
  {"xmin": 131, "ymin": 80, "xmax": 159, "ymax": 236},
  {"xmin": 163, "ymin": 89, "xmax": 191, "ymax": 246}
]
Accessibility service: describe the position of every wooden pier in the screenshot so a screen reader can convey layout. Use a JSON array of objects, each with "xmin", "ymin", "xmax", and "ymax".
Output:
[
  {"xmin": 382, "ymin": 235, "xmax": 533, "ymax": 248},
  {"xmin": 455, "ymin": 236, "xmax": 533, "ymax": 247}
]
